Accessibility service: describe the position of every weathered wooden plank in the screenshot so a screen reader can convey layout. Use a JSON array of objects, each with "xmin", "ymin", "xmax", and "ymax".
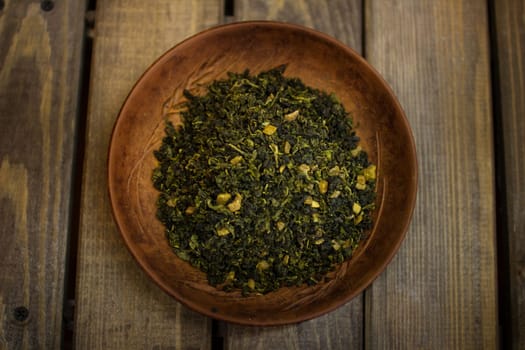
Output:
[
  {"xmin": 0, "ymin": 1, "xmax": 86, "ymax": 349},
  {"xmin": 236, "ymin": 0, "xmax": 362, "ymax": 50},
  {"xmin": 365, "ymin": 0, "xmax": 497, "ymax": 348},
  {"xmin": 74, "ymin": 1, "xmax": 221, "ymax": 348},
  {"xmin": 493, "ymin": 0, "xmax": 525, "ymax": 348},
  {"xmin": 225, "ymin": 2, "xmax": 363, "ymax": 349}
]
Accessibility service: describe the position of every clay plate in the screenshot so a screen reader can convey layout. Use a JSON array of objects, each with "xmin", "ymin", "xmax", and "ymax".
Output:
[{"xmin": 108, "ymin": 21, "xmax": 417, "ymax": 325}]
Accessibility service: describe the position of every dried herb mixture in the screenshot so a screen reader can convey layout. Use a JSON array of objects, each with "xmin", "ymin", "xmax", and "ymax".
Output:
[{"xmin": 152, "ymin": 66, "xmax": 376, "ymax": 295}]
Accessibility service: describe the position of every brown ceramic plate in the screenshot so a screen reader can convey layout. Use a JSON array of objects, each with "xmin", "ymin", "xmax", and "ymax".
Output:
[{"xmin": 108, "ymin": 21, "xmax": 417, "ymax": 325}]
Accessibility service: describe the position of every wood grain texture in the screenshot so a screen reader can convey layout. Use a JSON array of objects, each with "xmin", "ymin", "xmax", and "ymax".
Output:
[
  {"xmin": 225, "ymin": 1, "xmax": 363, "ymax": 349},
  {"xmin": 493, "ymin": 0, "xmax": 525, "ymax": 348},
  {"xmin": 365, "ymin": 0, "xmax": 497, "ymax": 348},
  {"xmin": 74, "ymin": 1, "xmax": 221, "ymax": 348},
  {"xmin": 0, "ymin": 1, "xmax": 86, "ymax": 349},
  {"xmin": 236, "ymin": 0, "xmax": 362, "ymax": 51},
  {"xmin": 225, "ymin": 304, "xmax": 363, "ymax": 350}
]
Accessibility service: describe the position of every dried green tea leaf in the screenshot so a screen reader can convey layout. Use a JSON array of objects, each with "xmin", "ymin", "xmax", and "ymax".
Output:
[{"xmin": 153, "ymin": 66, "xmax": 376, "ymax": 295}]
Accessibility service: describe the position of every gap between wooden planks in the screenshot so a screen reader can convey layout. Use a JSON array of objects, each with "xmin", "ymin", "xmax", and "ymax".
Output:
[{"xmin": 492, "ymin": 0, "xmax": 525, "ymax": 349}]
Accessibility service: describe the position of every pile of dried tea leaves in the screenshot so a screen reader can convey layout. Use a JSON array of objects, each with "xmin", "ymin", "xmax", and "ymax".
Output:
[{"xmin": 153, "ymin": 66, "xmax": 376, "ymax": 295}]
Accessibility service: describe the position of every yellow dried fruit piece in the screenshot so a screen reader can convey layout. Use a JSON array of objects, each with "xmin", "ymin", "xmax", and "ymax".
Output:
[
  {"xmin": 328, "ymin": 166, "xmax": 340, "ymax": 176},
  {"xmin": 216, "ymin": 227, "xmax": 230, "ymax": 236},
  {"xmin": 227, "ymin": 193, "xmax": 243, "ymax": 212},
  {"xmin": 284, "ymin": 109, "xmax": 299, "ymax": 121},
  {"xmin": 283, "ymin": 255, "xmax": 290, "ymax": 265},
  {"xmin": 350, "ymin": 145, "xmax": 362, "ymax": 157},
  {"xmin": 226, "ymin": 271, "xmax": 235, "ymax": 281},
  {"xmin": 318, "ymin": 180, "xmax": 328, "ymax": 194},
  {"xmin": 247, "ymin": 279, "xmax": 256, "ymax": 289},
  {"xmin": 304, "ymin": 196, "xmax": 313, "ymax": 205},
  {"xmin": 311, "ymin": 200, "xmax": 320, "ymax": 208},
  {"xmin": 284, "ymin": 141, "xmax": 291, "ymax": 154},
  {"xmin": 216, "ymin": 193, "xmax": 231, "ymax": 205},
  {"xmin": 356, "ymin": 183, "xmax": 367, "ymax": 190},
  {"xmin": 352, "ymin": 202, "xmax": 362, "ymax": 214},
  {"xmin": 314, "ymin": 238, "xmax": 325, "ymax": 245},
  {"xmin": 263, "ymin": 124, "xmax": 277, "ymax": 135},
  {"xmin": 364, "ymin": 164, "xmax": 377, "ymax": 180},
  {"xmin": 256, "ymin": 260, "xmax": 270, "ymax": 271},
  {"xmin": 230, "ymin": 155, "xmax": 243, "ymax": 165},
  {"xmin": 185, "ymin": 206, "xmax": 196, "ymax": 215},
  {"xmin": 329, "ymin": 190, "xmax": 341, "ymax": 198},
  {"xmin": 356, "ymin": 175, "xmax": 367, "ymax": 190},
  {"xmin": 276, "ymin": 221, "xmax": 286, "ymax": 231},
  {"xmin": 298, "ymin": 163, "xmax": 310, "ymax": 175}
]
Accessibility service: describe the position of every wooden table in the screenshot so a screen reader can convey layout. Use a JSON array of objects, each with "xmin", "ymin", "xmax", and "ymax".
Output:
[{"xmin": 0, "ymin": 1, "xmax": 523, "ymax": 349}]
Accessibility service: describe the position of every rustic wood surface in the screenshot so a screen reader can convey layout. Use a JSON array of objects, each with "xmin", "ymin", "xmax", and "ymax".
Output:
[
  {"xmin": 493, "ymin": 0, "xmax": 525, "ymax": 348},
  {"xmin": 3, "ymin": 0, "xmax": 524, "ymax": 348},
  {"xmin": 223, "ymin": 1, "xmax": 364, "ymax": 349},
  {"xmin": 236, "ymin": 0, "xmax": 362, "ymax": 50},
  {"xmin": 365, "ymin": 0, "xmax": 497, "ymax": 348},
  {"xmin": 0, "ymin": 1, "xmax": 86, "ymax": 349},
  {"xmin": 74, "ymin": 1, "xmax": 220, "ymax": 348}
]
